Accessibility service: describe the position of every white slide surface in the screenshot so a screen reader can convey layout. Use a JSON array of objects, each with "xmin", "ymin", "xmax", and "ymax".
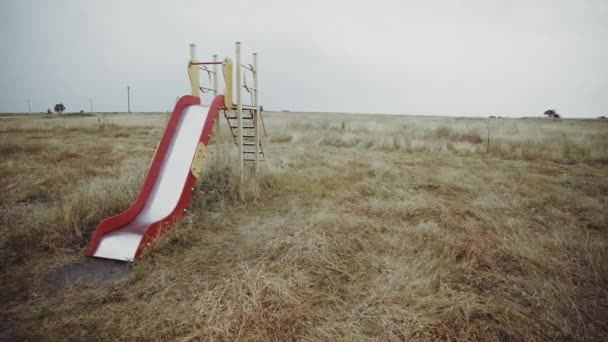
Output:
[{"xmin": 93, "ymin": 105, "xmax": 209, "ymax": 261}]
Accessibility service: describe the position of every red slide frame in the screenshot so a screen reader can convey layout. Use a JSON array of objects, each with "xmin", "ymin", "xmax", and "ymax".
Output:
[{"xmin": 85, "ymin": 95, "xmax": 225, "ymax": 260}]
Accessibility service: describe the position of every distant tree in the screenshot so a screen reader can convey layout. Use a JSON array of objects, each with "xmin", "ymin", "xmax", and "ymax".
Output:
[
  {"xmin": 599, "ymin": 116, "xmax": 606, "ymax": 119},
  {"xmin": 80, "ymin": 110, "xmax": 84, "ymax": 113},
  {"xmin": 46, "ymin": 108, "xmax": 52, "ymax": 114},
  {"xmin": 544, "ymin": 109, "xmax": 560, "ymax": 118},
  {"xmin": 260, "ymin": 105, "xmax": 264, "ymax": 112},
  {"xmin": 54, "ymin": 103, "xmax": 65, "ymax": 113}
]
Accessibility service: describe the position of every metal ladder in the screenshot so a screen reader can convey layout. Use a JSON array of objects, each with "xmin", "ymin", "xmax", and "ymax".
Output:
[{"xmin": 224, "ymin": 108, "xmax": 266, "ymax": 162}]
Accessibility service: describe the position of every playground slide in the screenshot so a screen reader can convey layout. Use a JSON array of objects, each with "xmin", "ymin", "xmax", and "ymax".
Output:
[{"xmin": 85, "ymin": 95, "xmax": 225, "ymax": 261}]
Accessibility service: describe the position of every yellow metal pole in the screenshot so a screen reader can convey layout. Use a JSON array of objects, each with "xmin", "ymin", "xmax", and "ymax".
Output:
[
  {"xmin": 236, "ymin": 42, "xmax": 244, "ymax": 183},
  {"xmin": 222, "ymin": 58, "xmax": 233, "ymax": 108},
  {"xmin": 253, "ymin": 52, "xmax": 260, "ymax": 174},
  {"xmin": 212, "ymin": 54, "xmax": 220, "ymax": 144},
  {"xmin": 188, "ymin": 44, "xmax": 200, "ymax": 97}
]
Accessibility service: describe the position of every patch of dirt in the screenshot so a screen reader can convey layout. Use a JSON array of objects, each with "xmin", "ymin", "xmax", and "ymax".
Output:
[
  {"xmin": 15, "ymin": 192, "xmax": 50, "ymax": 205},
  {"xmin": 45, "ymin": 259, "xmax": 130, "ymax": 291},
  {"xmin": 54, "ymin": 151, "xmax": 82, "ymax": 162}
]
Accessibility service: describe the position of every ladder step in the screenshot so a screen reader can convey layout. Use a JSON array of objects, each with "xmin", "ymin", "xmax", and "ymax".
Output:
[
  {"xmin": 244, "ymin": 157, "xmax": 265, "ymax": 162},
  {"xmin": 243, "ymin": 151, "xmax": 264, "ymax": 154},
  {"xmin": 226, "ymin": 116, "xmax": 254, "ymax": 120},
  {"xmin": 229, "ymin": 134, "xmax": 257, "ymax": 139},
  {"xmin": 243, "ymin": 145, "xmax": 260, "ymax": 152},
  {"xmin": 229, "ymin": 126, "xmax": 255, "ymax": 129},
  {"xmin": 230, "ymin": 105, "xmax": 257, "ymax": 111}
]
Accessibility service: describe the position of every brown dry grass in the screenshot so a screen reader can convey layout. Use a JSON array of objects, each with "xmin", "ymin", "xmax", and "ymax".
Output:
[{"xmin": 1, "ymin": 112, "xmax": 607, "ymax": 341}]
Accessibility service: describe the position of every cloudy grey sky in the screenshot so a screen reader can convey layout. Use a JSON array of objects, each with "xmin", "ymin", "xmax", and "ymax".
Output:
[{"xmin": 1, "ymin": 0, "xmax": 606, "ymax": 117}]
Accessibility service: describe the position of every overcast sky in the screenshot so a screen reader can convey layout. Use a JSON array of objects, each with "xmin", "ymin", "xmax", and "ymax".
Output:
[{"xmin": 1, "ymin": 0, "xmax": 606, "ymax": 117}]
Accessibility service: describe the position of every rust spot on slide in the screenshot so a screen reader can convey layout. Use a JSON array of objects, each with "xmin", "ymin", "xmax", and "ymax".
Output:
[{"xmin": 191, "ymin": 143, "xmax": 207, "ymax": 178}]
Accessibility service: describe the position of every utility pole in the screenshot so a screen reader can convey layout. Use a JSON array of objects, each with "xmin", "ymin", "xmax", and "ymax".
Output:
[
  {"xmin": 127, "ymin": 85, "xmax": 131, "ymax": 113},
  {"xmin": 89, "ymin": 98, "xmax": 93, "ymax": 113},
  {"xmin": 27, "ymin": 98, "xmax": 31, "ymax": 113}
]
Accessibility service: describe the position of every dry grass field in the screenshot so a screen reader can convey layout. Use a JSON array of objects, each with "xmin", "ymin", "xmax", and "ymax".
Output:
[{"xmin": 1, "ymin": 111, "xmax": 607, "ymax": 340}]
